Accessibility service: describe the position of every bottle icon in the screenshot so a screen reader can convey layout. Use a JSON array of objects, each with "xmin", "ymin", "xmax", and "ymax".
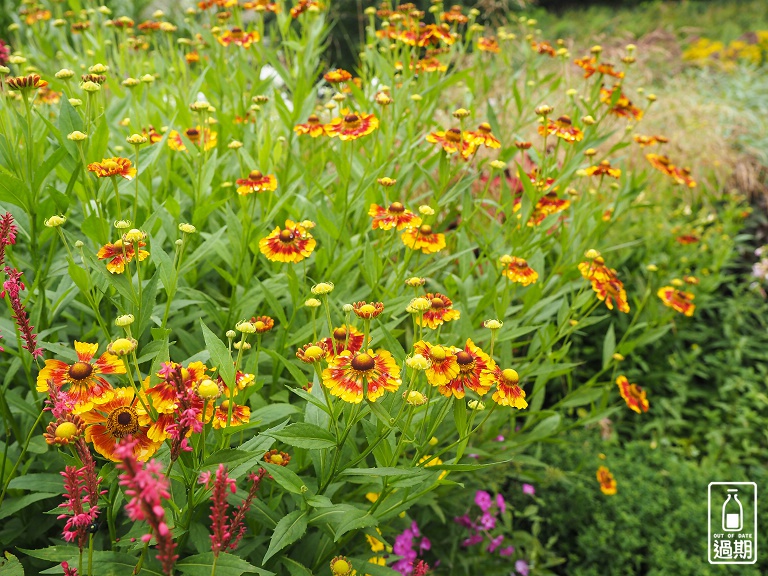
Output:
[{"xmin": 722, "ymin": 489, "xmax": 743, "ymax": 532}]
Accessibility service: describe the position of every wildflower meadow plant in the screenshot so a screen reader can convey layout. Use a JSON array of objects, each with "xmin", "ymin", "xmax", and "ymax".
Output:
[{"xmin": 0, "ymin": 1, "xmax": 748, "ymax": 575}]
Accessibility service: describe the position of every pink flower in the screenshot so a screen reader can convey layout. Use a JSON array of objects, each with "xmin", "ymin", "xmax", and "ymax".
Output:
[
  {"xmin": 61, "ymin": 561, "xmax": 79, "ymax": 576},
  {"xmin": 496, "ymin": 493, "xmax": 507, "ymax": 513},
  {"xmin": 207, "ymin": 464, "xmax": 266, "ymax": 556},
  {"xmin": 2, "ymin": 266, "xmax": 42, "ymax": 358},
  {"xmin": 515, "ymin": 559, "xmax": 530, "ymax": 576},
  {"xmin": 474, "ymin": 490, "xmax": 492, "ymax": 512},
  {"xmin": 58, "ymin": 466, "xmax": 98, "ymax": 551},
  {"xmin": 487, "ymin": 534, "xmax": 504, "ymax": 553},
  {"xmin": 479, "ymin": 511, "xmax": 496, "ymax": 531},
  {"xmin": 500, "ymin": 546, "xmax": 515, "ymax": 557},
  {"xmin": 523, "ymin": 483, "xmax": 535, "ymax": 496}
]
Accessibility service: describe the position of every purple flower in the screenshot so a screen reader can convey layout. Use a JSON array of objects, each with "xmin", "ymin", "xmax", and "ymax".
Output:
[
  {"xmin": 461, "ymin": 533, "xmax": 483, "ymax": 547},
  {"xmin": 522, "ymin": 483, "xmax": 535, "ymax": 496},
  {"xmin": 419, "ymin": 537, "xmax": 431, "ymax": 552},
  {"xmin": 479, "ymin": 512, "xmax": 496, "ymax": 531},
  {"xmin": 475, "ymin": 490, "xmax": 493, "ymax": 512},
  {"xmin": 487, "ymin": 534, "xmax": 504, "ymax": 553},
  {"xmin": 496, "ymin": 493, "xmax": 506, "ymax": 514},
  {"xmin": 467, "ymin": 453, "xmax": 479, "ymax": 459},
  {"xmin": 454, "ymin": 514, "xmax": 475, "ymax": 529},
  {"xmin": 495, "ymin": 435, "xmax": 505, "ymax": 442},
  {"xmin": 500, "ymin": 546, "xmax": 515, "ymax": 557},
  {"xmin": 515, "ymin": 560, "xmax": 529, "ymax": 576}
]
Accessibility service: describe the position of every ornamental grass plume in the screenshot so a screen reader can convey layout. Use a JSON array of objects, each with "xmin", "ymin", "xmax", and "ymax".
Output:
[
  {"xmin": 2, "ymin": 266, "xmax": 43, "ymax": 358},
  {"xmin": 115, "ymin": 437, "xmax": 177, "ymax": 575},
  {"xmin": 200, "ymin": 464, "xmax": 267, "ymax": 556}
]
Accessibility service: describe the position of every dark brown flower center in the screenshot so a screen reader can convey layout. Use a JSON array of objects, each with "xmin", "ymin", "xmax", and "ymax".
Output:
[
  {"xmin": 231, "ymin": 27, "xmax": 244, "ymax": 37},
  {"xmin": 186, "ymin": 128, "xmax": 200, "ymax": 141},
  {"xmin": 343, "ymin": 114, "xmax": 361, "ymax": 130},
  {"xmin": 279, "ymin": 229, "xmax": 295, "ymax": 243},
  {"xmin": 419, "ymin": 225, "xmax": 433, "ymax": 235},
  {"xmin": 333, "ymin": 327, "xmax": 347, "ymax": 340},
  {"xmin": 388, "ymin": 202, "xmax": 405, "ymax": 213},
  {"xmin": 556, "ymin": 115, "xmax": 572, "ymax": 126},
  {"xmin": 430, "ymin": 297, "xmax": 445, "ymax": 309},
  {"xmin": 456, "ymin": 351, "xmax": 473, "ymax": 365},
  {"xmin": 249, "ymin": 169, "xmax": 263, "ymax": 180},
  {"xmin": 69, "ymin": 361, "xmax": 93, "ymax": 381},
  {"xmin": 478, "ymin": 123, "xmax": 491, "ymax": 133},
  {"xmin": 308, "ymin": 114, "xmax": 320, "ymax": 124},
  {"xmin": 445, "ymin": 128, "xmax": 462, "ymax": 143},
  {"xmin": 106, "ymin": 406, "xmax": 139, "ymax": 438},
  {"xmin": 351, "ymin": 353, "xmax": 375, "ymax": 372}
]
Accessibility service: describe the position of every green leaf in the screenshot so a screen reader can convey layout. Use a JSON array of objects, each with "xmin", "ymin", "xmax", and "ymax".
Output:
[
  {"xmin": 602, "ymin": 322, "xmax": 616, "ymax": 369},
  {"xmin": 518, "ymin": 414, "xmax": 562, "ymax": 444},
  {"xmin": 263, "ymin": 510, "xmax": 308, "ymax": 563},
  {"xmin": 57, "ymin": 98, "xmax": 83, "ymax": 159},
  {"xmin": 200, "ymin": 320, "xmax": 235, "ymax": 391},
  {"xmin": 0, "ymin": 171, "xmax": 30, "ymax": 211},
  {"xmin": 0, "ymin": 493, "xmax": 57, "ymax": 520},
  {"xmin": 264, "ymin": 423, "xmax": 336, "ymax": 450},
  {"xmin": 1, "ymin": 551, "xmax": 24, "ymax": 576},
  {"xmin": 558, "ymin": 387, "xmax": 605, "ymax": 408},
  {"xmin": 8, "ymin": 473, "xmax": 63, "ymax": 493},
  {"xmin": 282, "ymin": 558, "xmax": 313, "ymax": 576},
  {"xmin": 262, "ymin": 462, "xmax": 309, "ymax": 495},
  {"xmin": 176, "ymin": 552, "xmax": 271, "ymax": 576}
]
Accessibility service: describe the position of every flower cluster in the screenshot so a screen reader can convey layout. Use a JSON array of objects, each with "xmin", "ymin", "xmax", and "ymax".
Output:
[
  {"xmin": 455, "ymin": 490, "xmax": 515, "ymax": 556},
  {"xmin": 392, "ymin": 521, "xmax": 431, "ymax": 575}
]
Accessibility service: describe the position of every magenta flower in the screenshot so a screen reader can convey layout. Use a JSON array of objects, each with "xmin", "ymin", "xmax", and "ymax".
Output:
[
  {"xmin": 479, "ymin": 511, "xmax": 496, "ymax": 531},
  {"xmin": 2, "ymin": 267, "xmax": 43, "ymax": 358},
  {"xmin": 515, "ymin": 559, "xmax": 530, "ymax": 576},
  {"xmin": 496, "ymin": 493, "xmax": 507, "ymax": 514},
  {"xmin": 523, "ymin": 483, "xmax": 535, "ymax": 496},
  {"xmin": 495, "ymin": 435, "xmax": 505, "ymax": 442},
  {"xmin": 487, "ymin": 534, "xmax": 504, "ymax": 553},
  {"xmin": 58, "ymin": 466, "xmax": 98, "ymax": 551},
  {"xmin": 474, "ymin": 490, "xmax": 492, "ymax": 512},
  {"xmin": 500, "ymin": 546, "xmax": 515, "ymax": 557},
  {"xmin": 462, "ymin": 533, "xmax": 483, "ymax": 547},
  {"xmin": 61, "ymin": 561, "xmax": 79, "ymax": 576}
]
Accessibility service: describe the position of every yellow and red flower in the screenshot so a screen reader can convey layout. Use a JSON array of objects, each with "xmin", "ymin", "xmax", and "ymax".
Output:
[
  {"xmin": 527, "ymin": 192, "xmax": 570, "ymax": 226},
  {"xmin": 596, "ymin": 466, "xmax": 617, "ymax": 495},
  {"xmin": 97, "ymin": 238, "xmax": 149, "ymax": 274},
  {"xmin": 417, "ymin": 24, "xmax": 455, "ymax": 47},
  {"xmin": 368, "ymin": 202, "xmax": 421, "ymax": 231},
  {"xmin": 657, "ymin": 286, "xmax": 695, "ymax": 317},
  {"xmin": 324, "ymin": 69, "xmax": 352, "ymax": 83},
  {"xmin": 538, "ymin": 115, "xmax": 583, "ymax": 143},
  {"xmin": 442, "ymin": 339, "xmax": 492, "ymax": 399},
  {"xmin": 352, "ymin": 301, "xmax": 385, "ymax": 319},
  {"xmin": 441, "ymin": 5, "xmax": 467, "ymax": 24},
  {"xmin": 80, "ymin": 387, "xmax": 161, "ymax": 461},
  {"xmin": 37, "ymin": 341, "xmax": 125, "ymax": 412},
  {"xmin": 501, "ymin": 256, "xmax": 539, "ymax": 286},
  {"xmin": 243, "ymin": 0, "xmax": 281, "ymax": 12},
  {"xmin": 477, "ymin": 37, "xmax": 501, "ymax": 53},
  {"xmin": 168, "ymin": 127, "xmax": 217, "ymax": 152},
  {"xmin": 645, "ymin": 153, "xmax": 675, "ymax": 177},
  {"xmin": 325, "ymin": 113, "xmax": 378, "ymax": 140},
  {"xmin": 6, "ymin": 74, "xmax": 48, "ymax": 91},
  {"xmin": 264, "ymin": 449, "xmax": 291, "ymax": 466},
  {"xmin": 217, "ymin": 27, "xmax": 260, "ymax": 48},
  {"xmin": 676, "ymin": 234, "xmax": 700, "ymax": 245},
  {"xmin": 585, "ymin": 160, "xmax": 621, "ymax": 179},
  {"xmin": 401, "ymin": 225, "xmax": 446, "ymax": 254},
  {"xmin": 290, "ymin": 0, "xmax": 323, "ymax": 18},
  {"xmin": 600, "ymin": 87, "xmax": 643, "ymax": 121},
  {"xmin": 259, "ymin": 220, "xmax": 316, "ymax": 263},
  {"xmin": 480, "ymin": 366, "xmax": 528, "ymax": 409},
  {"xmin": 250, "ymin": 315, "xmax": 275, "ymax": 333},
  {"xmin": 411, "ymin": 57, "xmax": 447, "ymax": 73},
  {"xmin": 236, "ymin": 170, "xmax": 277, "ymax": 195},
  {"xmin": 87, "ymin": 157, "xmax": 137, "ymax": 180},
  {"xmin": 466, "ymin": 123, "xmax": 501, "ymax": 149},
  {"xmin": 212, "ymin": 400, "xmax": 251, "ymax": 429},
  {"xmin": 416, "ymin": 293, "xmax": 460, "ymax": 329},
  {"xmin": 426, "ymin": 127, "xmax": 476, "ymax": 159},
  {"xmin": 36, "ymin": 86, "xmax": 61, "ymax": 105},
  {"xmin": 579, "ymin": 255, "xmax": 630, "ymax": 313},
  {"xmin": 294, "ymin": 114, "xmax": 325, "ymax": 137},
  {"xmin": 633, "ymin": 134, "xmax": 668, "ymax": 147},
  {"xmin": 573, "ymin": 56, "xmax": 625, "ymax": 79},
  {"xmin": 413, "ymin": 341, "xmax": 460, "ymax": 387},
  {"xmin": 531, "ymin": 40, "xmax": 556, "ymax": 56},
  {"xmin": 616, "ymin": 375, "xmax": 649, "ymax": 414},
  {"xmin": 322, "ymin": 349, "xmax": 402, "ymax": 403},
  {"xmin": 322, "ymin": 325, "xmax": 364, "ymax": 358}
]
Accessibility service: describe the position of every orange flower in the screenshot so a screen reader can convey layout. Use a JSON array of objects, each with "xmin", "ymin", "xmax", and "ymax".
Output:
[
  {"xmin": 325, "ymin": 113, "xmax": 378, "ymax": 140},
  {"xmin": 6, "ymin": 74, "xmax": 48, "ymax": 91},
  {"xmin": 296, "ymin": 342, "xmax": 328, "ymax": 364},
  {"xmin": 531, "ymin": 40, "xmax": 556, "ymax": 56},
  {"xmin": 264, "ymin": 449, "xmax": 291, "ymax": 466},
  {"xmin": 411, "ymin": 57, "xmax": 447, "ymax": 73},
  {"xmin": 168, "ymin": 127, "xmax": 217, "ymax": 152},
  {"xmin": 596, "ymin": 466, "xmax": 617, "ymax": 495},
  {"xmin": 585, "ymin": 160, "xmax": 621, "ymax": 179},
  {"xmin": 672, "ymin": 166, "xmax": 696, "ymax": 188},
  {"xmin": 600, "ymin": 87, "xmax": 643, "ymax": 121},
  {"xmin": 217, "ymin": 27, "xmax": 259, "ymax": 48},
  {"xmin": 573, "ymin": 56, "xmax": 624, "ymax": 79},
  {"xmin": 480, "ymin": 366, "xmax": 528, "ymax": 409},
  {"xmin": 527, "ymin": 192, "xmax": 570, "ymax": 226},
  {"xmin": 413, "ymin": 341, "xmax": 460, "ymax": 387},
  {"xmin": 87, "ymin": 157, "xmax": 137, "ymax": 180},
  {"xmin": 401, "ymin": 225, "xmax": 446, "ymax": 254},
  {"xmin": 477, "ymin": 37, "xmax": 500, "ymax": 53},
  {"xmin": 212, "ymin": 400, "xmax": 251, "ymax": 429},
  {"xmin": 143, "ymin": 126, "xmax": 163, "ymax": 144},
  {"xmin": 441, "ymin": 5, "xmax": 467, "ymax": 24},
  {"xmin": 290, "ymin": 0, "xmax": 323, "ymax": 18},
  {"xmin": 243, "ymin": 0, "xmax": 281, "ymax": 12},
  {"xmin": 466, "ymin": 123, "xmax": 501, "ymax": 149},
  {"xmin": 426, "ymin": 128, "xmax": 476, "ymax": 159},
  {"xmin": 324, "ymin": 69, "xmax": 352, "ymax": 83},
  {"xmin": 538, "ymin": 115, "xmax": 583, "ymax": 143},
  {"xmin": 236, "ymin": 170, "xmax": 277, "ymax": 195},
  {"xmin": 416, "ymin": 293, "xmax": 460, "ymax": 329},
  {"xmin": 250, "ymin": 315, "xmax": 275, "ymax": 333},
  {"xmin": 36, "ymin": 86, "xmax": 61, "ymax": 105},
  {"xmin": 368, "ymin": 202, "xmax": 421, "ymax": 231},
  {"xmin": 616, "ymin": 375, "xmax": 649, "ymax": 414},
  {"xmin": 633, "ymin": 134, "xmax": 668, "ymax": 147},
  {"xmin": 294, "ymin": 114, "xmax": 325, "ymax": 137},
  {"xmin": 676, "ymin": 234, "xmax": 700, "ymax": 245},
  {"xmin": 645, "ymin": 153, "xmax": 675, "ymax": 177},
  {"xmin": 80, "ymin": 387, "xmax": 161, "ymax": 461},
  {"xmin": 442, "ymin": 339, "xmax": 492, "ymax": 399},
  {"xmin": 37, "ymin": 341, "xmax": 125, "ymax": 412},
  {"xmin": 417, "ymin": 24, "xmax": 455, "ymax": 47},
  {"xmin": 322, "ymin": 349, "xmax": 402, "ymax": 403},
  {"xmin": 44, "ymin": 414, "xmax": 86, "ymax": 446},
  {"xmin": 579, "ymin": 255, "xmax": 630, "ymax": 313},
  {"xmin": 501, "ymin": 256, "xmax": 538, "ymax": 286},
  {"xmin": 657, "ymin": 286, "xmax": 695, "ymax": 316},
  {"xmin": 97, "ymin": 238, "xmax": 149, "ymax": 274},
  {"xmin": 322, "ymin": 325, "xmax": 364, "ymax": 359},
  {"xmin": 353, "ymin": 301, "xmax": 385, "ymax": 319},
  {"xmin": 259, "ymin": 220, "xmax": 316, "ymax": 263}
]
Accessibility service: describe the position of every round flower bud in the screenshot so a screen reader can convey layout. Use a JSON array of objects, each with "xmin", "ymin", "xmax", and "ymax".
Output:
[
  {"xmin": 140, "ymin": 74, "xmax": 155, "ymax": 84},
  {"xmin": 410, "ymin": 94, "xmax": 423, "ymax": 101},
  {"xmin": 342, "ymin": 303, "xmax": 354, "ymax": 313},
  {"xmin": 108, "ymin": 337, "xmax": 137, "ymax": 356},
  {"xmin": 452, "ymin": 108, "xmax": 470, "ymax": 119},
  {"xmin": 44, "ymin": 215, "xmax": 66, "ymax": 228},
  {"xmin": 590, "ymin": 44, "xmax": 603, "ymax": 54},
  {"xmin": 311, "ymin": 282, "xmax": 334, "ymax": 295},
  {"xmin": 419, "ymin": 205, "xmax": 435, "ymax": 216},
  {"xmin": 499, "ymin": 254, "xmax": 513, "ymax": 264},
  {"xmin": 66, "ymin": 131, "xmax": 88, "ymax": 142},
  {"xmin": 647, "ymin": 94, "xmax": 657, "ymax": 102},
  {"xmin": 406, "ymin": 354, "xmax": 431, "ymax": 371},
  {"xmin": 179, "ymin": 223, "xmax": 196, "ymax": 234},
  {"xmin": 582, "ymin": 115, "xmax": 596, "ymax": 125},
  {"xmin": 569, "ymin": 319, "xmax": 579, "ymax": 326},
  {"xmin": 483, "ymin": 319, "xmax": 502, "ymax": 330},
  {"xmin": 428, "ymin": 436, "xmax": 438, "ymax": 446},
  {"xmin": 405, "ymin": 277, "xmax": 426, "ymax": 287},
  {"xmin": 55, "ymin": 68, "xmax": 75, "ymax": 79},
  {"xmin": 612, "ymin": 353, "xmax": 625, "ymax": 361},
  {"xmin": 0, "ymin": 66, "xmax": 9, "ymax": 75},
  {"xmin": 115, "ymin": 314, "xmax": 135, "ymax": 327},
  {"xmin": 69, "ymin": 98, "xmax": 83, "ymax": 107},
  {"xmin": 377, "ymin": 177, "xmax": 397, "ymax": 187},
  {"xmin": 490, "ymin": 160, "xmax": 507, "ymax": 170},
  {"xmin": 233, "ymin": 341, "xmax": 251, "ymax": 350},
  {"xmin": 55, "ymin": 421, "xmax": 79, "ymax": 440},
  {"xmin": 123, "ymin": 229, "xmax": 146, "ymax": 243},
  {"xmin": 468, "ymin": 400, "xmax": 485, "ymax": 410},
  {"xmin": 584, "ymin": 249, "xmax": 601, "ymax": 259},
  {"xmin": 646, "ymin": 264, "xmax": 658, "ymax": 272},
  {"xmin": 534, "ymin": 104, "xmax": 553, "ymax": 116},
  {"xmin": 198, "ymin": 379, "xmax": 220, "ymax": 399},
  {"xmin": 226, "ymin": 330, "xmax": 236, "ymax": 339},
  {"xmin": 228, "ymin": 140, "xmax": 243, "ymax": 149},
  {"xmin": 405, "ymin": 390, "xmax": 427, "ymax": 406},
  {"xmin": 127, "ymin": 133, "xmax": 148, "ymax": 145},
  {"xmin": 409, "ymin": 297, "xmax": 432, "ymax": 313},
  {"xmin": 81, "ymin": 81, "xmax": 101, "ymax": 93},
  {"xmin": 304, "ymin": 298, "xmax": 321, "ymax": 308},
  {"xmin": 330, "ymin": 557, "xmax": 352, "ymax": 576},
  {"xmin": 122, "ymin": 77, "xmax": 139, "ymax": 88},
  {"xmin": 112, "ymin": 220, "xmax": 131, "ymax": 231},
  {"xmin": 74, "ymin": 240, "xmax": 84, "ymax": 248},
  {"xmin": 236, "ymin": 320, "xmax": 257, "ymax": 334},
  {"xmin": 89, "ymin": 63, "xmax": 108, "ymax": 74}
]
